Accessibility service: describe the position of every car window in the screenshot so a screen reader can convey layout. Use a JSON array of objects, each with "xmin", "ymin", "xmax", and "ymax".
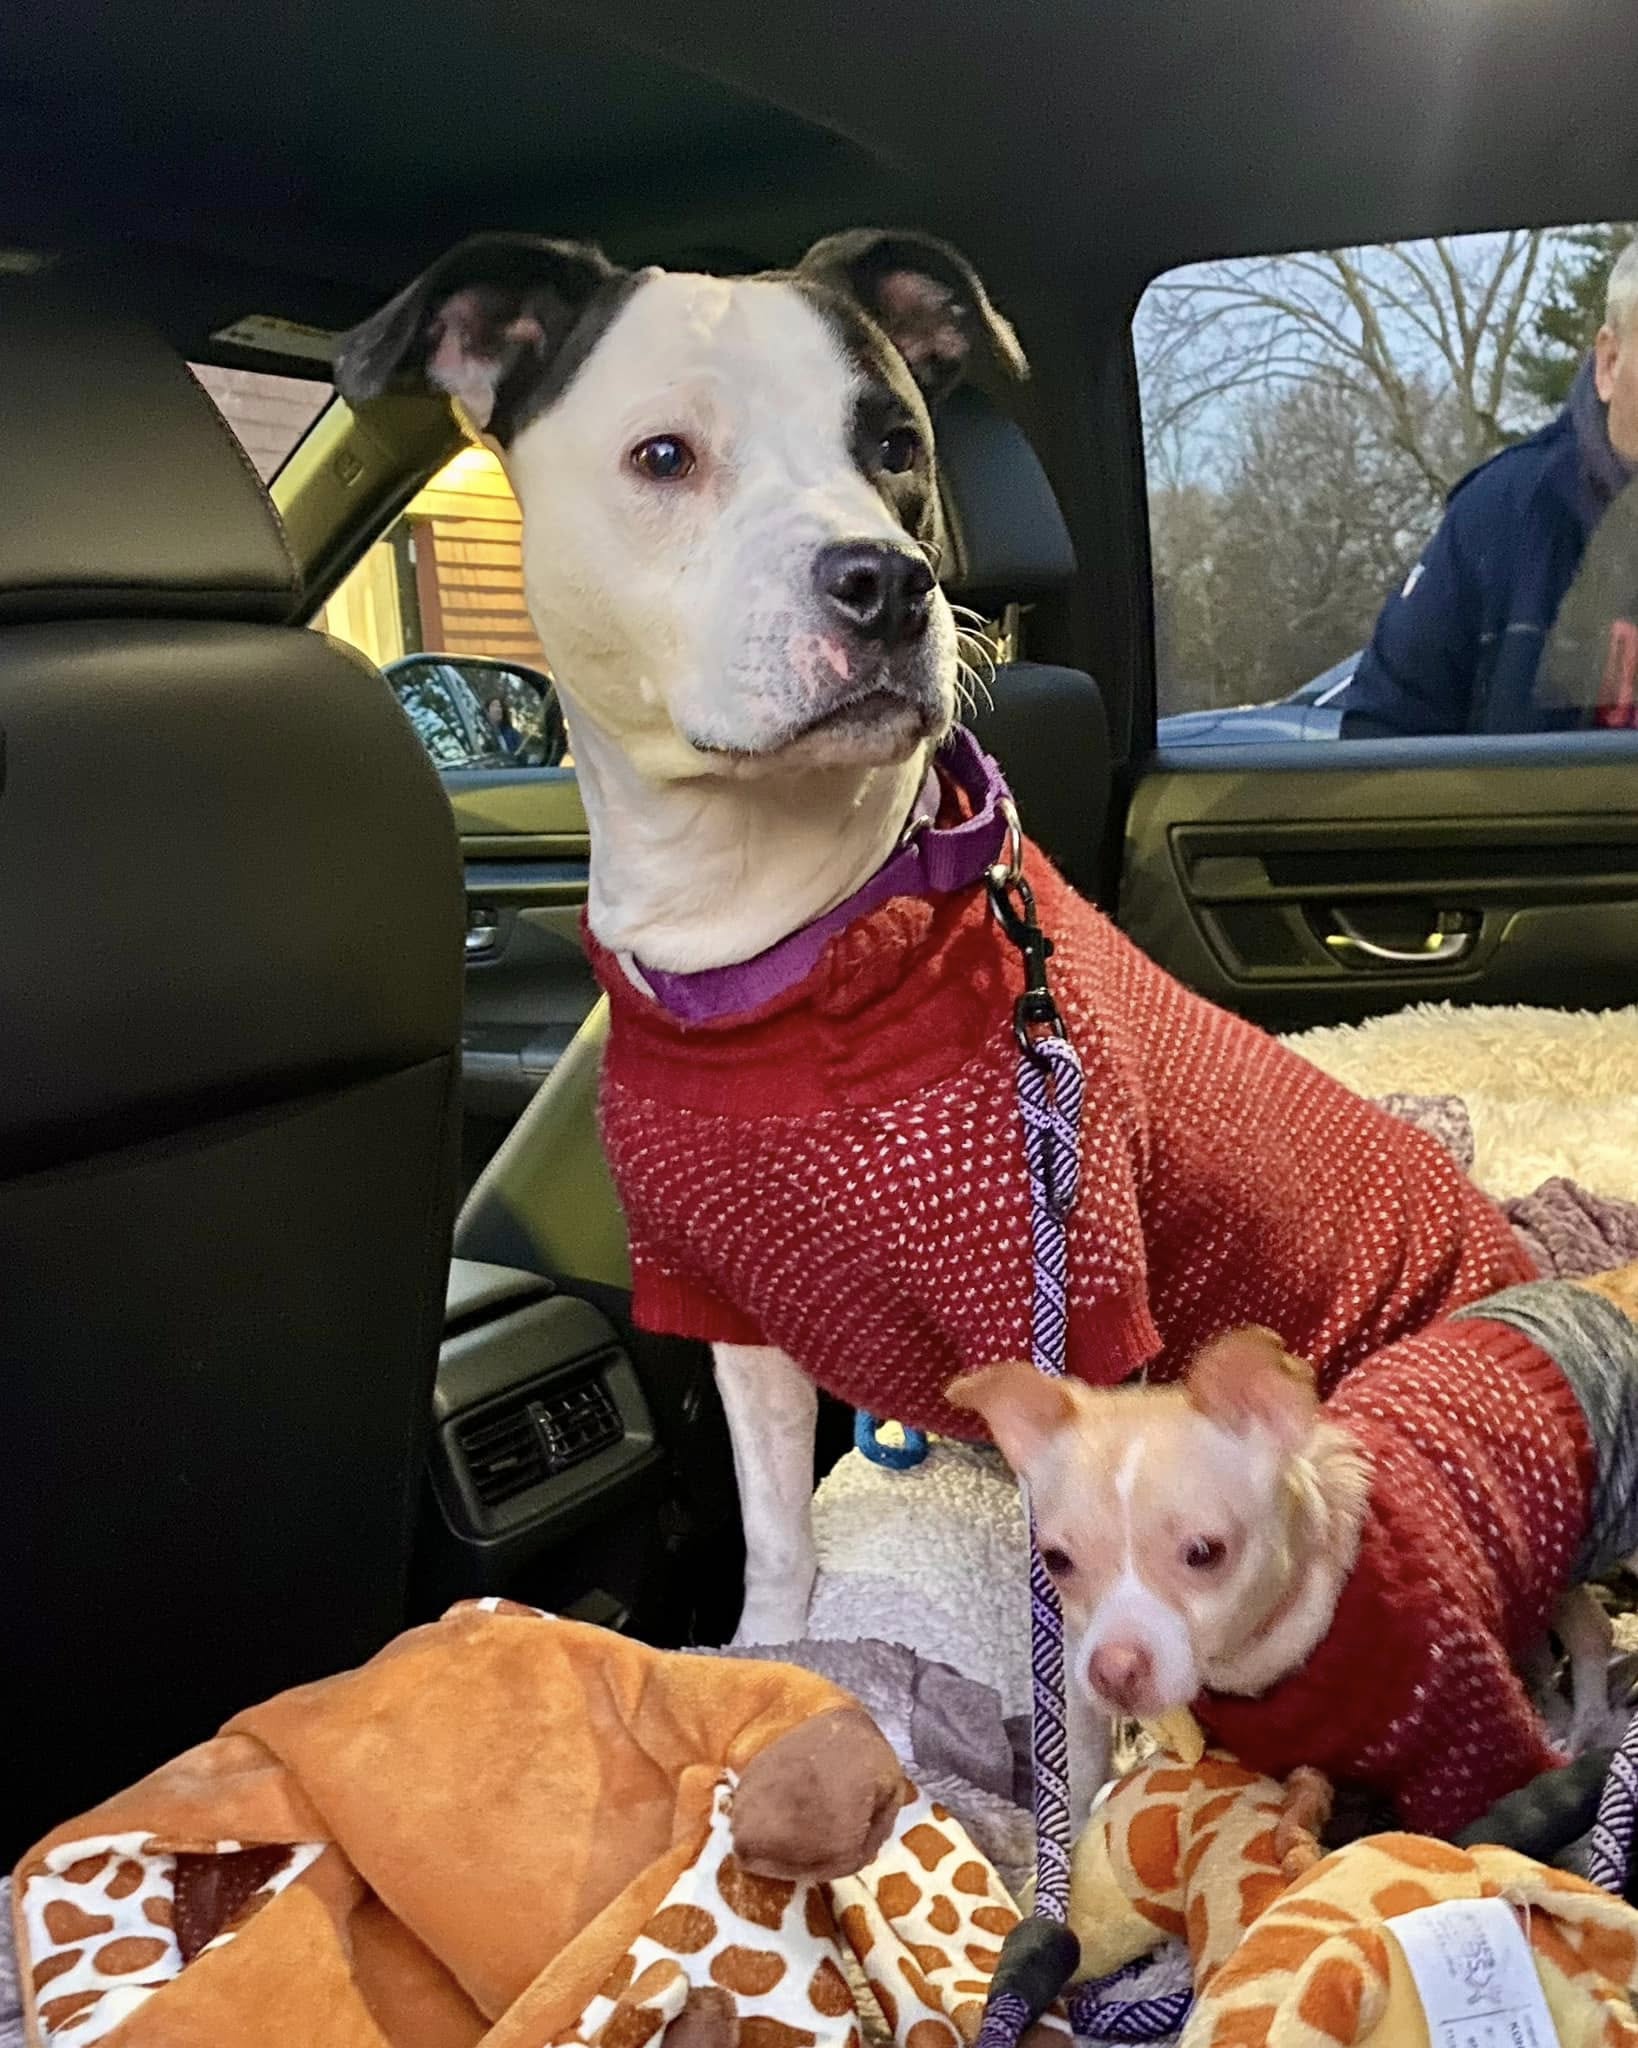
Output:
[
  {"xmin": 1135, "ymin": 222, "xmax": 1638, "ymax": 747},
  {"xmin": 316, "ymin": 444, "xmax": 572, "ymax": 772},
  {"xmin": 189, "ymin": 364, "xmax": 330, "ymax": 484}
]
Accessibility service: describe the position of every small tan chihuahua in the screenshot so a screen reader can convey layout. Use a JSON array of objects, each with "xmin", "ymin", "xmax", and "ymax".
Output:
[
  {"xmin": 951, "ymin": 1279, "xmax": 1638, "ymax": 1833},
  {"xmin": 950, "ymin": 1332, "xmax": 1371, "ymax": 1724}
]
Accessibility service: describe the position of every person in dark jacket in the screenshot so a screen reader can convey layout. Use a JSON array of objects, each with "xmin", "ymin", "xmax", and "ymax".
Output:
[{"xmin": 1343, "ymin": 242, "xmax": 1638, "ymax": 738}]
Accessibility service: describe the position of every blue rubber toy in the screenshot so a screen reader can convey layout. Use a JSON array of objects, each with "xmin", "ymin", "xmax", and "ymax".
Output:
[{"xmin": 853, "ymin": 1409, "xmax": 929, "ymax": 1469}]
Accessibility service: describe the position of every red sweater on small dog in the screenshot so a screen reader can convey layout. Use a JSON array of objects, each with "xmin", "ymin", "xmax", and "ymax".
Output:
[
  {"xmin": 1196, "ymin": 1317, "xmax": 1593, "ymax": 1834},
  {"xmin": 591, "ymin": 840, "xmax": 1533, "ymax": 1433}
]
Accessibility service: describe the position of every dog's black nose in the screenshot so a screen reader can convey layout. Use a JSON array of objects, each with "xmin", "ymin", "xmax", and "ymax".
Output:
[{"xmin": 816, "ymin": 541, "xmax": 935, "ymax": 646}]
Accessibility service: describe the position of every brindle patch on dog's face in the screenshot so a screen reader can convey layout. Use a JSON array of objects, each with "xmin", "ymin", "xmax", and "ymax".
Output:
[{"xmin": 333, "ymin": 230, "xmax": 1025, "ymax": 783}]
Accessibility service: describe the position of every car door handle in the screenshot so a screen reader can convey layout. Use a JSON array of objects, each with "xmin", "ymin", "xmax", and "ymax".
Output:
[{"xmin": 1324, "ymin": 910, "xmax": 1475, "ymax": 968}]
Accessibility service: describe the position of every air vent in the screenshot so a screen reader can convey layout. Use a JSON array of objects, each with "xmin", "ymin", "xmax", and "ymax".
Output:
[{"xmin": 454, "ymin": 1370, "xmax": 623, "ymax": 1511}]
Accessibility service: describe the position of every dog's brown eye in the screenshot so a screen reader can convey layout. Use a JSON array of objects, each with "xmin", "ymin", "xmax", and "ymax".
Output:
[
  {"xmin": 630, "ymin": 435, "xmax": 696, "ymax": 481},
  {"xmin": 1183, "ymin": 1537, "xmax": 1227, "ymax": 1571},
  {"xmin": 878, "ymin": 426, "xmax": 921, "ymax": 474},
  {"xmin": 1040, "ymin": 1545, "xmax": 1073, "ymax": 1577}
]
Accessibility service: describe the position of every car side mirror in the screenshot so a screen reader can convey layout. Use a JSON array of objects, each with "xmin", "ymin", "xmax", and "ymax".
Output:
[
  {"xmin": 386, "ymin": 655, "xmax": 569, "ymax": 770},
  {"xmin": 461, "ymin": 661, "xmax": 568, "ymax": 768}
]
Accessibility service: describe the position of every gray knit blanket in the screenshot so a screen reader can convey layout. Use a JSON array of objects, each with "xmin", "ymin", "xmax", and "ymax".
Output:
[{"xmin": 1381, "ymin": 1091, "xmax": 1638, "ymax": 1275}]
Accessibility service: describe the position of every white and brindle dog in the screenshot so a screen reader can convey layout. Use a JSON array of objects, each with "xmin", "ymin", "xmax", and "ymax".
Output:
[
  {"xmin": 335, "ymin": 235, "xmax": 1549, "ymax": 1813},
  {"xmin": 336, "ymin": 227, "xmax": 1027, "ymax": 1643}
]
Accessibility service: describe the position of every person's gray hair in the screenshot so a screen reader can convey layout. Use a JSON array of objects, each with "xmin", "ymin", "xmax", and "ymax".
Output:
[{"xmin": 1607, "ymin": 239, "xmax": 1638, "ymax": 336}]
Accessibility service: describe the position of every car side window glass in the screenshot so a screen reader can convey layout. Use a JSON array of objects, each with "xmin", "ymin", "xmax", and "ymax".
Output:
[
  {"xmin": 1134, "ymin": 222, "xmax": 1638, "ymax": 747},
  {"xmin": 303, "ymin": 441, "xmax": 572, "ymax": 771}
]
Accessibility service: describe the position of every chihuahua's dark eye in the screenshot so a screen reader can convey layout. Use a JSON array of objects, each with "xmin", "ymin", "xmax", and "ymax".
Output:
[
  {"xmin": 878, "ymin": 425, "xmax": 921, "ymax": 474},
  {"xmin": 1040, "ymin": 1545, "xmax": 1073, "ymax": 1577},
  {"xmin": 630, "ymin": 435, "xmax": 696, "ymax": 481},
  {"xmin": 1183, "ymin": 1537, "xmax": 1227, "ymax": 1571}
]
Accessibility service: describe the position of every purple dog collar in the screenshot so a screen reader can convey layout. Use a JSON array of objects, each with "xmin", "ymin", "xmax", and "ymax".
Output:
[{"xmin": 633, "ymin": 725, "xmax": 1014, "ymax": 1024}]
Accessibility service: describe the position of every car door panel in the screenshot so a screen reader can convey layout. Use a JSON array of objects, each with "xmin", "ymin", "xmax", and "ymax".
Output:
[
  {"xmin": 1121, "ymin": 733, "xmax": 1638, "ymax": 1032},
  {"xmin": 447, "ymin": 767, "xmax": 597, "ymax": 1177},
  {"xmin": 446, "ymin": 764, "xmax": 589, "ymax": 843}
]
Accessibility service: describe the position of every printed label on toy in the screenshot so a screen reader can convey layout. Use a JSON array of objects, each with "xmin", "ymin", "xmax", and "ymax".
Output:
[{"xmin": 1390, "ymin": 1896, "xmax": 1559, "ymax": 2046}]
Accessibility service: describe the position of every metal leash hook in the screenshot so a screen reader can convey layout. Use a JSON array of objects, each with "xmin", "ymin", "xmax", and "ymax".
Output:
[{"xmin": 988, "ymin": 801, "xmax": 1066, "ymax": 1056}]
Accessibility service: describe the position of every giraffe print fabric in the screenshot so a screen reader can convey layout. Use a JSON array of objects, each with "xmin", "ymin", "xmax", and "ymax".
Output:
[
  {"xmin": 14, "ymin": 1782, "xmax": 1056, "ymax": 2048},
  {"xmin": 1182, "ymin": 1834, "xmax": 1638, "ymax": 2047},
  {"xmin": 564, "ymin": 1781, "xmax": 1070, "ymax": 2048},
  {"xmin": 17, "ymin": 1834, "xmax": 325, "ymax": 2043}
]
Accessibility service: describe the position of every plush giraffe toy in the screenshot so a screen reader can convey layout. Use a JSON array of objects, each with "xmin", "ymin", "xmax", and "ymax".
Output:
[
  {"xmin": 14, "ymin": 1600, "xmax": 1070, "ymax": 2048},
  {"xmin": 1068, "ymin": 1749, "xmax": 1638, "ymax": 2047},
  {"xmin": 1068, "ymin": 1750, "xmax": 1330, "ymax": 1995}
]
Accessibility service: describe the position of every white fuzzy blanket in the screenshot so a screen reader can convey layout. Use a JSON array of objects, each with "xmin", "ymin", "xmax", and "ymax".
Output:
[
  {"xmin": 807, "ymin": 1002, "xmax": 1638, "ymax": 1718},
  {"xmin": 1288, "ymin": 1002, "xmax": 1638, "ymax": 1204}
]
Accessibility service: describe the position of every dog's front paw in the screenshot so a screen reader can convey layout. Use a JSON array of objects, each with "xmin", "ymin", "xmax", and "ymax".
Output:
[{"xmin": 732, "ymin": 1574, "xmax": 815, "ymax": 1647}]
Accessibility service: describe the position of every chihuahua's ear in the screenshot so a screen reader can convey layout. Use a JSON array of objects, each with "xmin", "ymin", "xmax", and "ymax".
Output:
[
  {"xmin": 947, "ymin": 1361, "xmax": 1076, "ymax": 1472},
  {"xmin": 333, "ymin": 233, "xmax": 625, "ymax": 438},
  {"xmin": 798, "ymin": 229, "xmax": 1027, "ymax": 406},
  {"xmin": 1185, "ymin": 1327, "xmax": 1318, "ymax": 1451}
]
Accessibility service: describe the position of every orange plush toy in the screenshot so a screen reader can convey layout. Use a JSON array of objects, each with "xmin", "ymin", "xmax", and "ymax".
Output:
[{"xmin": 14, "ymin": 1601, "xmax": 1063, "ymax": 2048}]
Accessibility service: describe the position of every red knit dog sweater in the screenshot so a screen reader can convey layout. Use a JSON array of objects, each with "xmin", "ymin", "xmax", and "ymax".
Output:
[
  {"xmin": 1196, "ymin": 1317, "xmax": 1593, "ymax": 1834},
  {"xmin": 591, "ymin": 836, "xmax": 1534, "ymax": 1434}
]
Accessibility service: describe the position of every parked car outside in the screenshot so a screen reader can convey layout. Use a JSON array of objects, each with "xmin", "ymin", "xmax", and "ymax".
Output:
[{"xmin": 1156, "ymin": 653, "xmax": 1357, "ymax": 748}]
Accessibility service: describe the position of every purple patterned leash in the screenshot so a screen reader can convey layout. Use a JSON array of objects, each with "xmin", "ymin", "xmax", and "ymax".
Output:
[
  {"xmin": 975, "ymin": 848, "xmax": 1086, "ymax": 2048},
  {"xmin": 1068, "ymin": 1969, "xmax": 1192, "ymax": 2043},
  {"xmin": 1015, "ymin": 1025, "xmax": 1083, "ymax": 1923},
  {"xmin": 978, "ymin": 843, "xmax": 1191, "ymax": 2048},
  {"xmin": 1068, "ymin": 1958, "xmax": 1193, "ymax": 2045},
  {"xmin": 1586, "ymin": 1708, "xmax": 1638, "ymax": 1894}
]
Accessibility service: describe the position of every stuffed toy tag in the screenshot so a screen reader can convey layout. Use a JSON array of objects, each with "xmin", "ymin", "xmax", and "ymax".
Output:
[{"xmin": 1389, "ymin": 1896, "xmax": 1557, "ymax": 2048}]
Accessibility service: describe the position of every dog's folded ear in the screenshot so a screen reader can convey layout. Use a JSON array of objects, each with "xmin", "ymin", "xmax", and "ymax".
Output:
[
  {"xmin": 799, "ymin": 229, "xmax": 1027, "ymax": 406},
  {"xmin": 333, "ymin": 233, "xmax": 626, "ymax": 438},
  {"xmin": 947, "ymin": 1360, "xmax": 1075, "ymax": 1472},
  {"xmin": 1184, "ymin": 1327, "xmax": 1319, "ymax": 1450}
]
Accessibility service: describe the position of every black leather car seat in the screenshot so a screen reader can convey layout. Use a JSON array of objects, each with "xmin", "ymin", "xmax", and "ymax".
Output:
[
  {"xmin": 0, "ymin": 283, "xmax": 465, "ymax": 1859},
  {"xmin": 456, "ymin": 391, "xmax": 1105, "ymax": 1288}
]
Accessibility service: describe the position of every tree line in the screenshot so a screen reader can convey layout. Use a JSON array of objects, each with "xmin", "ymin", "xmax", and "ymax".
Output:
[{"xmin": 1144, "ymin": 224, "xmax": 1635, "ymax": 714}]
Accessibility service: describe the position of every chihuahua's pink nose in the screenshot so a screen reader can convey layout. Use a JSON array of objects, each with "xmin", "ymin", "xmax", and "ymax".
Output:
[{"xmin": 1088, "ymin": 1641, "xmax": 1154, "ymax": 1711}]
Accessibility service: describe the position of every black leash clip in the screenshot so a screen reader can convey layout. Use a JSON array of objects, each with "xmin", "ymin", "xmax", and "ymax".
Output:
[{"xmin": 986, "ymin": 801, "xmax": 1065, "ymax": 1058}]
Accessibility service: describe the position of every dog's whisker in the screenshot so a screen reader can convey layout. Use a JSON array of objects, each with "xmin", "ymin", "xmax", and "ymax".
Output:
[
  {"xmin": 955, "ymin": 647, "xmax": 996, "ymax": 716},
  {"xmin": 956, "ymin": 625, "xmax": 1000, "ymax": 688}
]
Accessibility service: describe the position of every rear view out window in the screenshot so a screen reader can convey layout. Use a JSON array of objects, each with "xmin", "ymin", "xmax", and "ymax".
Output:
[
  {"xmin": 1134, "ymin": 223, "xmax": 1638, "ymax": 746},
  {"xmin": 189, "ymin": 364, "xmax": 329, "ymax": 483}
]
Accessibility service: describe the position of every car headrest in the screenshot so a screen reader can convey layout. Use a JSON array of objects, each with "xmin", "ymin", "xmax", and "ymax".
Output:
[
  {"xmin": 936, "ymin": 387, "xmax": 1076, "ymax": 611},
  {"xmin": 0, "ymin": 282, "xmax": 299, "ymax": 627}
]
